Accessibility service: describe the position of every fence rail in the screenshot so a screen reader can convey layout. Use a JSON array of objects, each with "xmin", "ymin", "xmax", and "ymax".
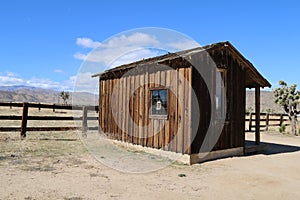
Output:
[
  {"xmin": 245, "ymin": 112, "xmax": 289, "ymax": 131},
  {"xmin": 0, "ymin": 102, "xmax": 98, "ymax": 138},
  {"xmin": 0, "ymin": 102, "xmax": 293, "ymax": 138}
]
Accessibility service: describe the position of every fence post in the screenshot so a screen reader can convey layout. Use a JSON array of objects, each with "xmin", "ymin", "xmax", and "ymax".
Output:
[
  {"xmin": 82, "ymin": 106, "xmax": 88, "ymax": 137},
  {"xmin": 279, "ymin": 114, "xmax": 283, "ymax": 126},
  {"xmin": 266, "ymin": 113, "xmax": 269, "ymax": 131},
  {"xmin": 20, "ymin": 102, "xmax": 29, "ymax": 139},
  {"xmin": 249, "ymin": 113, "xmax": 253, "ymax": 131}
]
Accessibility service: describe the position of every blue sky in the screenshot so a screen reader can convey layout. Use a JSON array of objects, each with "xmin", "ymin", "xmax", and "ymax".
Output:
[{"xmin": 0, "ymin": 0, "xmax": 299, "ymax": 91}]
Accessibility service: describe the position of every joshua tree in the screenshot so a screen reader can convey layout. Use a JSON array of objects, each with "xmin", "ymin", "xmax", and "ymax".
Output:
[
  {"xmin": 59, "ymin": 91, "xmax": 70, "ymax": 105},
  {"xmin": 273, "ymin": 81, "xmax": 300, "ymax": 135}
]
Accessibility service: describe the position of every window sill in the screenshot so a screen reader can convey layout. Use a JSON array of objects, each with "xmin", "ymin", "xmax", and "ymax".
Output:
[{"xmin": 149, "ymin": 115, "xmax": 168, "ymax": 120}]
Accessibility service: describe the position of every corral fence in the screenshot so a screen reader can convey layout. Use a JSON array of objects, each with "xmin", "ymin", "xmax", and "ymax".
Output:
[
  {"xmin": 245, "ymin": 112, "xmax": 289, "ymax": 131},
  {"xmin": 0, "ymin": 102, "xmax": 293, "ymax": 138},
  {"xmin": 0, "ymin": 102, "xmax": 98, "ymax": 138}
]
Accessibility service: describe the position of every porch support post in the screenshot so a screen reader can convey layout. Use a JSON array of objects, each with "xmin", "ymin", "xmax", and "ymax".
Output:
[{"xmin": 255, "ymin": 86, "xmax": 260, "ymax": 145}]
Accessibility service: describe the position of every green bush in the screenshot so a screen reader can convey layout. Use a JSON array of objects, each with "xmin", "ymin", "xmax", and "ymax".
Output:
[
  {"xmin": 279, "ymin": 124, "xmax": 286, "ymax": 133},
  {"xmin": 246, "ymin": 107, "xmax": 253, "ymax": 113},
  {"xmin": 266, "ymin": 108, "xmax": 275, "ymax": 113}
]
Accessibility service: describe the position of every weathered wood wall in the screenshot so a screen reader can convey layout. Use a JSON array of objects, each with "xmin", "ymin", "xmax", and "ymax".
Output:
[
  {"xmin": 99, "ymin": 65, "xmax": 192, "ymax": 154},
  {"xmin": 190, "ymin": 50, "xmax": 246, "ymax": 154}
]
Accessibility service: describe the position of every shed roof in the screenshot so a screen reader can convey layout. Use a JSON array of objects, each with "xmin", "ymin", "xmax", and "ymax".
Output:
[{"xmin": 92, "ymin": 41, "xmax": 271, "ymax": 88}]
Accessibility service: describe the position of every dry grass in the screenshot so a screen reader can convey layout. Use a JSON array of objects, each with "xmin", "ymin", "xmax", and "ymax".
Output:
[{"xmin": 0, "ymin": 131, "xmax": 87, "ymax": 172}]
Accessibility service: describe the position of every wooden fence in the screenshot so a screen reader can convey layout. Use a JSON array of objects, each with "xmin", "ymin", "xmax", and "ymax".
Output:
[
  {"xmin": 245, "ymin": 112, "xmax": 289, "ymax": 131},
  {"xmin": 0, "ymin": 102, "xmax": 292, "ymax": 138},
  {"xmin": 0, "ymin": 102, "xmax": 98, "ymax": 138}
]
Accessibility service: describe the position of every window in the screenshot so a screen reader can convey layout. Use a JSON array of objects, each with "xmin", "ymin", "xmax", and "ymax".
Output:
[{"xmin": 150, "ymin": 89, "xmax": 168, "ymax": 117}]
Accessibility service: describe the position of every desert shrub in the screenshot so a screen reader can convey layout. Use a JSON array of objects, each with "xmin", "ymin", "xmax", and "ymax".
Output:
[
  {"xmin": 279, "ymin": 124, "xmax": 286, "ymax": 133},
  {"xmin": 178, "ymin": 173, "xmax": 186, "ymax": 177},
  {"xmin": 266, "ymin": 108, "xmax": 275, "ymax": 113},
  {"xmin": 246, "ymin": 107, "xmax": 253, "ymax": 113}
]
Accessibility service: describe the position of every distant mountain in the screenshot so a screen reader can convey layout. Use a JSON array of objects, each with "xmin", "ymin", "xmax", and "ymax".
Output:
[
  {"xmin": 0, "ymin": 86, "xmax": 282, "ymax": 112},
  {"xmin": 0, "ymin": 85, "xmax": 38, "ymax": 91},
  {"xmin": 0, "ymin": 85, "xmax": 98, "ymax": 105},
  {"xmin": 246, "ymin": 90, "xmax": 282, "ymax": 113}
]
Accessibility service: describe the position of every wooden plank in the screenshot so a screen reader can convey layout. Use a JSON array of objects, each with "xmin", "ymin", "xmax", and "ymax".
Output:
[
  {"xmin": 113, "ymin": 79, "xmax": 118, "ymax": 140},
  {"xmin": 82, "ymin": 106, "xmax": 88, "ymax": 135},
  {"xmin": 108, "ymin": 79, "xmax": 113, "ymax": 137},
  {"xmin": 26, "ymin": 127, "xmax": 79, "ymax": 131},
  {"xmin": 113, "ymin": 79, "xmax": 118, "ymax": 139},
  {"xmin": 0, "ymin": 102, "xmax": 23, "ymax": 107},
  {"xmin": 159, "ymin": 70, "xmax": 166, "ymax": 149},
  {"xmin": 279, "ymin": 114, "xmax": 284, "ymax": 126},
  {"xmin": 153, "ymin": 70, "xmax": 160, "ymax": 148},
  {"xmin": 169, "ymin": 69, "xmax": 178, "ymax": 153},
  {"xmin": 133, "ymin": 73, "xmax": 140, "ymax": 145},
  {"xmin": 177, "ymin": 68, "xmax": 184, "ymax": 153},
  {"xmin": 248, "ymin": 113, "xmax": 253, "ymax": 131},
  {"xmin": 153, "ymin": 119, "xmax": 159, "ymax": 148},
  {"xmin": 125, "ymin": 75, "xmax": 130, "ymax": 142},
  {"xmin": 184, "ymin": 67, "xmax": 192, "ymax": 154},
  {"xmin": 101, "ymin": 80, "xmax": 105, "ymax": 132},
  {"xmin": 0, "ymin": 102, "xmax": 98, "ymax": 111},
  {"xmin": 0, "ymin": 127, "xmax": 21, "ymax": 132},
  {"xmin": 104, "ymin": 80, "xmax": 109, "ymax": 134},
  {"xmin": 139, "ymin": 73, "xmax": 145, "ymax": 145},
  {"xmin": 117, "ymin": 78, "xmax": 124, "ymax": 140},
  {"xmin": 0, "ymin": 127, "xmax": 79, "ymax": 132},
  {"xmin": 20, "ymin": 102, "xmax": 29, "ymax": 139},
  {"xmin": 130, "ymin": 74, "xmax": 135, "ymax": 144},
  {"xmin": 255, "ymin": 87, "xmax": 260, "ymax": 145},
  {"xmin": 164, "ymin": 70, "xmax": 171, "ymax": 150},
  {"xmin": 159, "ymin": 119, "xmax": 164, "ymax": 149},
  {"xmin": 148, "ymin": 72, "xmax": 155, "ymax": 147},
  {"xmin": 26, "ymin": 116, "xmax": 96, "ymax": 121},
  {"xmin": 0, "ymin": 115, "xmax": 22, "ymax": 120},
  {"xmin": 143, "ymin": 69, "xmax": 149, "ymax": 146},
  {"xmin": 121, "ymin": 77, "xmax": 126, "ymax": 141},
  {"xmin": 117, "ymin": 78, "xmax": 122, "ymax": 140}
]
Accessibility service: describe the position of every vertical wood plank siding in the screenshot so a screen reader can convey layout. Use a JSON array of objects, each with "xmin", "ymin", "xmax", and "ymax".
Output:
[{"xmin": 99, "ymin": 66, "xmax": 192, "ymax": 154}]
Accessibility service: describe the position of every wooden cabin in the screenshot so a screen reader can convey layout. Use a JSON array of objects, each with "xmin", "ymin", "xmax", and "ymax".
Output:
[{"xmin": 92, "ymin": 41, "xmax": 271, "ymax": 164}]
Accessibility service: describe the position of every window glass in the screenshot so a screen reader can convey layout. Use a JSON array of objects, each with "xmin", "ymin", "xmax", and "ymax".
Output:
[{"xmin": 151, "ymin": 89, "xmax": 168, "ymax": 116}]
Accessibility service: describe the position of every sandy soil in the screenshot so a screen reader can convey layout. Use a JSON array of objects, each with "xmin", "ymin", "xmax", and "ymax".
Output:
[{"xmin": 0, "ymin": 130, "xmax": 299, "ymax": 200}]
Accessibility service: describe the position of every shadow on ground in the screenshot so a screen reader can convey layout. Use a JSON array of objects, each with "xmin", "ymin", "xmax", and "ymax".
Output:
[{"xmin": 245, "ymin": 140, "xmax": 300, "ymax": 155}]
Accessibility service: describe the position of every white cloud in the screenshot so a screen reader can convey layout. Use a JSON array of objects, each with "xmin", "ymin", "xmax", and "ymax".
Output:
[
  {"xmin": 103, "ymin": 33, "xmax": 159, "ymax": 48},
  {"xmin": 0, "ymin": 72, "xmax": 75, "ymax": 91},
  {"xmin": 76, "ymin": 37, "xmax": 102, "ymax": 48},
  {"xmin": 73, "ymin": 52, "xmax": 88, "ymax": 60},
  {"xmin": 0, "ymin": 74, "xmax": 24, "ymax": 85},
  {"xmin": 74, "ymin": 32, "xmax": 200, "ymax": 69},
  {"xmin": 54, "ymin": 69, "xmax": 64, "ymax": 73},
  {"xmin": 109, "ymin": 48, "xmax": 162, "ymax": 68},
  {"xmin": 74, "ymin": 33, "xmax": 161, "ymax": 66},
  {"xmin": 166, "ymin": 39, "xmax": 199, "ymax": 50}
]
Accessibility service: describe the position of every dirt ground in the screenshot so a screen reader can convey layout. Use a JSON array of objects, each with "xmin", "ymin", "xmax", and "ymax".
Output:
[{"xmin": 0, "ymin": 130, "xmax": 299, "ymax": 200}]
